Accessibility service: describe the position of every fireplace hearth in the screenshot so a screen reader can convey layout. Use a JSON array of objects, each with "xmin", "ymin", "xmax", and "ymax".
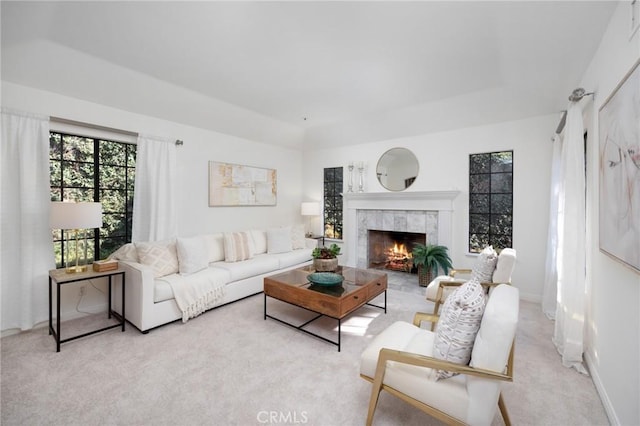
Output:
[{"xmin": 368, "ymin": 230, "xmax": 425, "ymax": 273}]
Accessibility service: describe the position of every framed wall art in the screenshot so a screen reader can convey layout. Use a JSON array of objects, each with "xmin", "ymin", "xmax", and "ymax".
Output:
[
  {"xmin": 598, "ymin": 57, "xmax": 640, "ymax": 272},
  {"xmin": 208, "ymin": 161, "xmax": 277, "ymax": 206}
]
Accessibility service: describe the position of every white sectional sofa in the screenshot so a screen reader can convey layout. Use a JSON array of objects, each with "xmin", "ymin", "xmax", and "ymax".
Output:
[{"xmin": 110, "ymin": 226, "xmax": 315, "ymax": 333}]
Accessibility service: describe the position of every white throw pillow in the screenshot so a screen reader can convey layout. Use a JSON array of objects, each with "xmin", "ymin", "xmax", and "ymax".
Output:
[
  {"xmin": 267, "ymin": 227, "xmax": 293, "ymax": 254},
  {"xmin": 433, "ymin": 279, "xmax": 486, "ymax": 380},
  {"xmin": 250, "ymin": 229, "xmax": 268, "ymax": 254},
  {"xmin": 291, "ymin": 224, "xmax": 306, "ymax": 250},
  {"xmin": 223, "ymin": 232, "xmax": 254, "ymax": 262},
  {"xmin": 471, "ymin": 245, "xmax": 499, "ymax": 282},
  {"xmin": 176, "ymin": 236, "xmax": 209, "ymax": 275},
  {"xmin": 203, "ymin": 233, "xmax": 225, "ymax": 263},
  {"xmin": 135, "ymin": 240, "xmax": 179, "ymax": 278}
]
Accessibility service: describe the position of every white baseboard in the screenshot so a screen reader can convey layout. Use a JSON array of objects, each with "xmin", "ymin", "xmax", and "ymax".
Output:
[{"xmin": 585, "ymin": 351, "xmax": 619, "ymax": 425}]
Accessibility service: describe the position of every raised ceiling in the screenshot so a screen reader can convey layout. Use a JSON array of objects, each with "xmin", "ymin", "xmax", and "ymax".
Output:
[{"xmin": 1, "ymin": 1, "xmax": 617, "ymax": 149}]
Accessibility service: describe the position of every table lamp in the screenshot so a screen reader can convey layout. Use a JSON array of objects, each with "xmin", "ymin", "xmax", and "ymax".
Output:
[
  {"xmin": 50, "ymin": 201, "xmax": 103, "ymax": 273},
  {"xmin": 301, "ymin": 202, "xmax": 320, "ymax": 237}
]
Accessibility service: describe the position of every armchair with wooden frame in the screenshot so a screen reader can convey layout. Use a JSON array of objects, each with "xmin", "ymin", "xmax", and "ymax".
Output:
[
  {"xmin": 426, "ymin": 248, "xmax": 516, "ymax": 320},
  {"xmin": 360, "ymin": 284, "xmax": 519, "ymax": 426}
]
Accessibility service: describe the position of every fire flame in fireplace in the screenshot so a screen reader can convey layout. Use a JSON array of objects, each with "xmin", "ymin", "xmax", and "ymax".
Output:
[{"xmin": 386, "ymin": 243, "xmax": 412, "ymax": 272}]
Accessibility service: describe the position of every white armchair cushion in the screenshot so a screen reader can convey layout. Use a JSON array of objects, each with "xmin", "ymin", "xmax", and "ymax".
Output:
[
  {"xmin": 360, "ymin": 321, "xmax": 470, "ymax": 422},
  {"xmin": 492, "ymin": 248, "xmax": 516, "ymax": 283},
  {"xmin": 176, "ymin": 236, "xmax": 209, "ymax": 275},
  {"xmin": 135, "ymin": 239, "xmax": 179, "ymax": 278},
  {"xmin": 433, "ymin": 279, "xmax": 486, "ymax": 379},
  {"xmin": 425, "ymin": 275, "xmax": 455, "ymax": 302}
]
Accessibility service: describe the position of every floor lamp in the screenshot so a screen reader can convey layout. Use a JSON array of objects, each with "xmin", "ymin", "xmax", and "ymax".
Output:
[
  {"xmin": 301, "ymin": 202, "xmax": 320, "ymax": 238},
  {"xmin": 50, "ymin": 201, "xmax": 103, "ymax": 273}
]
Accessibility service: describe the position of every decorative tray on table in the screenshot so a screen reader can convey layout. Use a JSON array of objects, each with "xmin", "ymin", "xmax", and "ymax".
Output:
[{"xmin": 307, "ymin": 272, "xmax": 344, "ymax": 287}]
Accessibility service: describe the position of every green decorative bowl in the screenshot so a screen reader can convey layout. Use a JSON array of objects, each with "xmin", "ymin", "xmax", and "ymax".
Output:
[{"xmin": 307, "ymin": 272, "xmax": 343, "ymax": 286}]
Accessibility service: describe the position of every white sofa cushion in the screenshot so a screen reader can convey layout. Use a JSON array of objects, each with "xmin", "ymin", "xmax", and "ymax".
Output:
[
  {"xmin": 224, "ymin": 232, "xmax": 254, "ymax": 262},
  {"xmin": 176, "ymin": 236, "xmax": 209, "ymax": 275},
  {"xmin": 135, "ymin": 240, "xmax": 179, "ymax": 278},
  {"xmin": 267, "ymin": 227, "xmax": 293, "ymax": 254},
  {"xmin": 270, "ymin": 248, "xmax": 313, "ymax": 269},
  {"xmin": 433, "ymin": 279, "xmax": 486, "ymax": 379},
  {"xmin": 212, "ymin": 254, "xmax": 279, "ymax": 281},
  {"xmin": 203, "ymin": 233, "xmax": 225, "ymax": 263}
]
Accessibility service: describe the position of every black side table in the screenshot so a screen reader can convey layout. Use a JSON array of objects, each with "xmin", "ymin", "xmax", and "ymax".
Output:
[{"xmin": 48, "ymin": 267, "xmax": 125, "ymax": 352}]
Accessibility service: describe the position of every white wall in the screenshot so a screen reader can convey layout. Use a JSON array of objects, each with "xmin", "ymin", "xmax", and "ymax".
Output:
[
  {"xmin": 579, "ymin": 3, "xmax": 640, "ymax": 425},
  {"xmin": 302, "ymin": 113, "xmax": 556, "ymax": 302},
  {"xmin": 2, "ymin": 81, "xmax": 304, "ymax": 327}
]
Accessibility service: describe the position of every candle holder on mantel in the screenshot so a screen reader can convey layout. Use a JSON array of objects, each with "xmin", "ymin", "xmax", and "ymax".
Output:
[
  {"xmin": 357, "ymin": 162, "xmax": 365, "ymax": 192},
  {"xmin": 347, "ymin": 162, "xmax": 354, "ymax": 192}
]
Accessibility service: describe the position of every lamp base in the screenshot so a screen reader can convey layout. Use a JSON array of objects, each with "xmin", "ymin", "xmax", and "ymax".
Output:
[{"xmin": 65, "ymin": 265, "xmax": 88, "ymax": 274}]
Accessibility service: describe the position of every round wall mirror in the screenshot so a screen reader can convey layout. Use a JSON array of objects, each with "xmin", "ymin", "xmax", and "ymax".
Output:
[{"xmin": 376, "ymin": 148, "xmax": 419, "ymax": 191}]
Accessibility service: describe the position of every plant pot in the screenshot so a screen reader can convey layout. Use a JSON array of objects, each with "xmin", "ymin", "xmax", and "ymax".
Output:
[
  {"xmin": 417, "ymin": 265, "xmax": 434, "ymax": 287},
  {"xmin": 313, "ymin": 258, "xmax": 339, "ymax": 272}
]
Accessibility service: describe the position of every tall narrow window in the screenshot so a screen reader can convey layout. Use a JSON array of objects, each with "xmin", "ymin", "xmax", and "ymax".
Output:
[
  {"xmin": 323, "ymin": 167, "xmax": 343, "ymax": 240},
  {"xmin": 468, "ymin": 151, "xmax": 513, "ymax": 253},
  {"xmin": 49, "ymin": 132, "xmax": 136, "ymax": 267}
]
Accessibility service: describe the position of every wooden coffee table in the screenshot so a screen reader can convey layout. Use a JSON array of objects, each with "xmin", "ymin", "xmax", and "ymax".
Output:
[{"xmin": 263, "ymin": 265, "xmax": 387, "ymax": 351}]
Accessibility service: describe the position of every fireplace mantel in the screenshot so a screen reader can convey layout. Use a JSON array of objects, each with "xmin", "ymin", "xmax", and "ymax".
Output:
[
  {"xmin": 342, "ymin": 191, "xmax": 460, "ymax": 267},
  {"xmin": 343, "ymin": 190, "xmax": 459, "ymax": 211}
]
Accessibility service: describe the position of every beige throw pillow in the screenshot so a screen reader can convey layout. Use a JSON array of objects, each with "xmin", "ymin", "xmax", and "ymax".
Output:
[
  {"xmin": 135, "ymin": 240, "xmax": 179, "ymax": 278},
  {"xmin": 433, "ymin": 279, "xmax": 486, "ymax": 380},
  {"xmin": 471, "ymin": 245, "xmax": 498, "ymax": 282},
  {"xmin": 223, "ymin": 232, "xmax": 254, "ymax": 262}
]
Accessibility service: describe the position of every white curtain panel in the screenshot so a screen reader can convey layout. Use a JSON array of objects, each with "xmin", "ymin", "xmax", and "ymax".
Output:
[
  {"xmin": 542, "ymin": 134, "xmax": 563, "ymax": 319},
  {"xmin": 132, "ymin": 135, "xmax": 177, "ymax": 242},
  {"xmin": 552, "ymin": 103, "xmax": 587, "ymax": 374},
  {"xmin": 1, "ymin": 109, "xmax": 55, "ymax": 331}
]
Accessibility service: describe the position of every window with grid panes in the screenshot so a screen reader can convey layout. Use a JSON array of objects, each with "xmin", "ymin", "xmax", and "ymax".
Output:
[
  {"xmin": 323, "ymin": 167, "xmax": 343, "ymax": 240},
  {"xmin": 468, "ymin": 151, "xmax": 513, "ymax": 253},
  {"xmin": 49, "ymin": 132, "xmax": 136, "ymax": 267}
]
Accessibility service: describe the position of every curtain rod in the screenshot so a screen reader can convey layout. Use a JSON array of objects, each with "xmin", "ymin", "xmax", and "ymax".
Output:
[{"xmin": 50, "ymin": 116, "xmax": 184, "ymax": 145}]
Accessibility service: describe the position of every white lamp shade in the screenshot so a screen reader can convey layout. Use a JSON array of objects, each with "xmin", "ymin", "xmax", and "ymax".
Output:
[
  {"xmin": 301, "ymin": 202, "xmax": 320, "ymax": 216},
  {"xmin": 50, "ymin": 202, "xmax": 103, "ymax": 229}
]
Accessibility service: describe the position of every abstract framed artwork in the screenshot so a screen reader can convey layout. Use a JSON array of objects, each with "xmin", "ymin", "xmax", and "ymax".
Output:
[
  {"xmin": 598, "ymin": 57, "xmax": 640, "ymax": 272},
  {"xmin": 208, "ymin": 161, "xmax": 277, "ymax": 206}
]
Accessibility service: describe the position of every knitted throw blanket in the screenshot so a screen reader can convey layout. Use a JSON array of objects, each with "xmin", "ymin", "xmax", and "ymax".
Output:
[{"xmin": 162, "ymin": 272, "xmax": 226, "ymax": 323}]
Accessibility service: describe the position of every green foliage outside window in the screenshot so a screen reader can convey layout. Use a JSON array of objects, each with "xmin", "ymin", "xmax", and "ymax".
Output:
[
  {"xmin": 49, "ymin": 132, "xmax": 136, "ymax": 267},
  {"xmin": 323, "ymin": 167, "xmax": 343, "ymax": 240},
  {"xmin": 469, "ymin": 151, "xmax": 513, "ymax": 253}
]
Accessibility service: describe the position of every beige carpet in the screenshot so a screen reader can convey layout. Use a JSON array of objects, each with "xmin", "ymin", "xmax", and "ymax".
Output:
[{"xmin": 1, "ymin": 274, "xmax": 609, "ymax": 425}]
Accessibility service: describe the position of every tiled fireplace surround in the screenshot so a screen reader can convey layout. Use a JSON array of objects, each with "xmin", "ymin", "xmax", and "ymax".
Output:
[{"xmin": 342, "ymin": 191, "xmax": 460, "ymax": 268}]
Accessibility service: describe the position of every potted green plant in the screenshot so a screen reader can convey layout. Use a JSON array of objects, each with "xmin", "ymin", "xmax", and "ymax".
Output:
[
  {"xmin": 312, "ymin": 243, "xmax": 341, "ymax": 272},
  {"xmin": 411, "ymin": 243, "xmax": 452, "ymax": 287}
]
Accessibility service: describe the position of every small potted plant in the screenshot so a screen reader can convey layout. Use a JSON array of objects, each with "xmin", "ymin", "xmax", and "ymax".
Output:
[
  {"xmin": 312, "ymin": 243, "xmax": 341, "ymax": 272},
  {"xmin": 411, "ymin": 243, "xmax": 452, "ymax": 287}
]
